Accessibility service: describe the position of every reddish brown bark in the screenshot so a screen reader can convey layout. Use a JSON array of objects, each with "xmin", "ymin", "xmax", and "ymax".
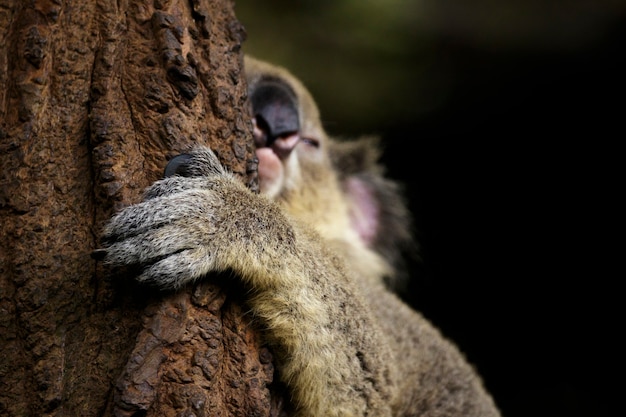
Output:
[{"xmin": 0, "ymin": 1, "xmax": 282, "ymax": 416}]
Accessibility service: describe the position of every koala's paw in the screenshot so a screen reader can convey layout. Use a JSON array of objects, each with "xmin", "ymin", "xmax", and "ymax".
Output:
[{"xmin": 95, "ymin": 147, "xmax": 237, "ymax": 289}]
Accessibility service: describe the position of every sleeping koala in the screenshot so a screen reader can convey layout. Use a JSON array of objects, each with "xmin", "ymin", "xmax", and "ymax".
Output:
[{"xmin": 97, "ymin": 55, "xmax": 501, "ymax": 417}]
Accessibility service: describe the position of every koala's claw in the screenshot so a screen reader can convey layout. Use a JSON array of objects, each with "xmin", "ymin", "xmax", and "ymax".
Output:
[
  {"xmin": 135, "ymin": 246, "xmax": 215, "ymax": 289},
  {"xmin": 93, "ymin": 244, "xmax": 213, "ymax": 289},
  {"xmin": 91, "ymin": 248, "xmax": 107, "ymax": 260},
  {"xmin": 163, "ymin": 147, "xmax": 229, "ymax": 179}
]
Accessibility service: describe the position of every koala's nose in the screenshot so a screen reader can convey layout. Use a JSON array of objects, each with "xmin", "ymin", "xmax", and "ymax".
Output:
[
  {"xmin": 253, "ymin": 116, "xmax": 300, "ymax": 159},
  {"xmin": 250, "ymin": 81, "xmax": 300, "ymax": 157}
]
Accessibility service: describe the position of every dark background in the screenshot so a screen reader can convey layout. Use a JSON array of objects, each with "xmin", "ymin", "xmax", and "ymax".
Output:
[{"xmin": 235, "ymin": 2, "xmax": 623, "ymax": 416}]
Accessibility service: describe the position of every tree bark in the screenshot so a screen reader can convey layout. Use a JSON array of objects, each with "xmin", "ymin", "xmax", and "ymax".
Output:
[{"xmin": 0, "ymin": 1, "xmax": 283, "ymax": 416}]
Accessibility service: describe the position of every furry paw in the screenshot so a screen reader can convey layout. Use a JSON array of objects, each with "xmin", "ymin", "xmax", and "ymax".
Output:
[{"xmin": 96, "ymin": 147, "xmax": 236, "ymax": 289}]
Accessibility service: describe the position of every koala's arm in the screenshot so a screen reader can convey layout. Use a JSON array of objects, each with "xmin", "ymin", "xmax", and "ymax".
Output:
[{"xmin": 99, "ymin": 147, "xmax": 396, "ymax": 417}]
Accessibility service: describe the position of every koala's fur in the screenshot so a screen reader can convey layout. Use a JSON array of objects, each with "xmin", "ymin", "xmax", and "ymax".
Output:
[{"xmin": 98, "ymin": 56, "xmax": 501, "ymax": 417}]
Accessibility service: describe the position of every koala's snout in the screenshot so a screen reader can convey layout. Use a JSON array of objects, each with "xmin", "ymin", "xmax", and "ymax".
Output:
[{"xmin": 250, "ymin": 80, "xmax": 300, "ymax": 159}]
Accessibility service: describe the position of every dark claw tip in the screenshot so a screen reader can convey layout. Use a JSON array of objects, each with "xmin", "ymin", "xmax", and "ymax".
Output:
[
  {"xmin": 164, "ymin": 154, "xmax": 193, "ymax": 178},
  {"xmin": 91, "ymin": 248, "xmax": 107, "ymax": 260}
]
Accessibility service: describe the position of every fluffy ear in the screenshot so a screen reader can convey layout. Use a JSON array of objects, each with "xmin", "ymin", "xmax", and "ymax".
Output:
[{"xmin": 330, "ymin": 137, "xmax": 417, "ymax": 286}]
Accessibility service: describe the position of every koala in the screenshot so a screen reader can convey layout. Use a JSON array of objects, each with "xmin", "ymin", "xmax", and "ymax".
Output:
[{"xmin": 97, "ymin": 55, "xmax": 502, "ymax": 417}]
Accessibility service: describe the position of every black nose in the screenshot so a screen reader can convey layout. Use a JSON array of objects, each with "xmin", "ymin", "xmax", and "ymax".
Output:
[{"xmin": 250, "ymin": 80, "xmax": 299, "ymax": 146}]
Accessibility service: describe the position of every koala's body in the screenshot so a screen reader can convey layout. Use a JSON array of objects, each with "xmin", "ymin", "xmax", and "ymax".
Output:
[{"xmin": 98, "ymin": 56, "xmax": 501, "ymax": 417}]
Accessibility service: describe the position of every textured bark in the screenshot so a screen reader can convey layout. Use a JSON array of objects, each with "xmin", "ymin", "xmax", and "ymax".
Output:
[{"xmin": 0, "ymin": 1, "xmax": 283, "ymax": 416}]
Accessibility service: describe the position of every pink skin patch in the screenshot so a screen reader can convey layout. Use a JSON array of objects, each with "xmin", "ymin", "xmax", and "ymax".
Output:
[
  {"xmin": 345, "ymin": 178, "xmax": 379, "ymax": 246},
  {"xmin": 253, "ymin": 118, "xmax": 301, "ymax": 195},
  {"xmin": 270, "ymin": 134, "xmax": 300, "ymax": 159},
  {"xmin": 256, "ymin": 147, "xmax": 283, "ymax": 193}
]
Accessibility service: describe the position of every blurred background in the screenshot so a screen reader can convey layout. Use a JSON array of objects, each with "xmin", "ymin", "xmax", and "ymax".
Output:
[{"xmin": 235, "ymin": 1, "xmax": 623, "ymax": 416}]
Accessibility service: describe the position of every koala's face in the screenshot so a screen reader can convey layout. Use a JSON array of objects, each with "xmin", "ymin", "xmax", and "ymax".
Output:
[{"xmin": 244, "ymin": 56, "xmax": 331, "ymax": 200}]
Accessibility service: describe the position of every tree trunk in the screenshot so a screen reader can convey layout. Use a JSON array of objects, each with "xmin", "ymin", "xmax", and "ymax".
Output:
[{"xmin": 0, "ymin": 1, "xmax": 284, "ymax": 416}]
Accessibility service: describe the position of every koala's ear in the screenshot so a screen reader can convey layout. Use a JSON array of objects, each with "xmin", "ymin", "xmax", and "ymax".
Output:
[
  {"xmin": 343, "ymin": 175, "xmax": 382, "ymax": 246},
  {"xmin": 164, "ymin": 154, "xmax": 193, "ymax": 178},
  {"xmin": 329, "ymin": 136, "xmax": 387, "ymax": 246},
  {"xmin": 329, "ymin": 136, "xmax": 383, "ymax": 179},
  {"xmin": 331, "ymin": 137, "xmax": 416, "ymax": 284}
]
